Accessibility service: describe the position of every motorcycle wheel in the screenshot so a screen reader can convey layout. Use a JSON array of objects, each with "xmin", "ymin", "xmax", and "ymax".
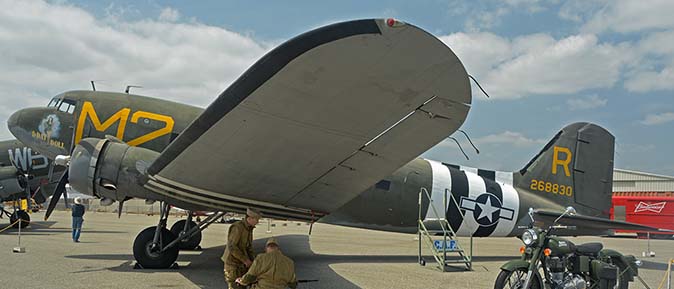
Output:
[{"xmin": 494, "ymin": 268, "xmax": 542, "ymax": 289}]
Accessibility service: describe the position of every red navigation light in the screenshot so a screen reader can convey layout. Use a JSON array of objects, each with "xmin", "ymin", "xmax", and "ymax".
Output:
[{"xmin": 386, "ymin": 18, "xmax": 396, "ymax": 27}]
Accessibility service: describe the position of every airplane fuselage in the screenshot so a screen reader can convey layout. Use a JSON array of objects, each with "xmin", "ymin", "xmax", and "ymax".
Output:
[
  {"xmin": 8, "ymin": 91, "xmax": 610, "ymax": 238},
  {"xmin": 0, "ymin": 139, "xmax": 61, "ymax": 203}
]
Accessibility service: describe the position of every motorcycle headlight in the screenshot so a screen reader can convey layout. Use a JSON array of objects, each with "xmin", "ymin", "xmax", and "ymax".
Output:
[{"xmin": 522, "ymin": 229, "xmax": 538, "ymax": 246}]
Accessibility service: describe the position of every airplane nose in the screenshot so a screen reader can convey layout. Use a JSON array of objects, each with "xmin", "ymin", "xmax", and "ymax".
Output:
[{"xmin": 7, "ymin": 110, "xmax": 22, "ymax": 132}]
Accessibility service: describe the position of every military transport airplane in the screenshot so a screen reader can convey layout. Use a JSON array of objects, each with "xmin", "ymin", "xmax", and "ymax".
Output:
[
  {"xmin": 0, "ymin": 139, "xmax": 62, "ymax": 228},
  {"xmin": 6, "ymin": 19, "xmax": 658, "ymax": 269}
]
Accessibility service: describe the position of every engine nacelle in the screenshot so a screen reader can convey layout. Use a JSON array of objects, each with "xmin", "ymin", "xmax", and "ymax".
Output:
[
  {"xmin": 0, "ymin": 166, "xmax": 26, "ymax": 200},
  {"xmin": 69, "ymin": 137, "xmax": 160, "ymax": 202}
]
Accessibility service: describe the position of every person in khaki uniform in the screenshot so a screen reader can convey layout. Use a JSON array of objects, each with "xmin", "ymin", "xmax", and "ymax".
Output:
[
  {"xmin": 236, "ymin": 238, "xmax": 297, "ymax": 289},
  {"xmin": 222, "ymin": 208, "xmax": 262, "ymax": 289}
]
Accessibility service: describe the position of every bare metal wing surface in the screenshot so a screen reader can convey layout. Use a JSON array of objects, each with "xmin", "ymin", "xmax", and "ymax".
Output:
[{"xmin": 145, "ymin": 19, "xmax": 472, "ymax": 216}]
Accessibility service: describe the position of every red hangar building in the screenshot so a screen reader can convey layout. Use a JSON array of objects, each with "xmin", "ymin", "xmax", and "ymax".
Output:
[{"xmin": 611, "ymin": 169, "xmax": 674, "ymax": 239}]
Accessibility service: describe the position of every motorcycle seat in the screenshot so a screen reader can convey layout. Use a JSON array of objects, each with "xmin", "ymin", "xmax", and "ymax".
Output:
[{"xmin": 576, "ymin": 242, "xmax": 603, "ymax": 255}]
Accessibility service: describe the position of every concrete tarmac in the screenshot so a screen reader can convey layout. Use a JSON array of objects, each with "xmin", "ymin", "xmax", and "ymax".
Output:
[{"xmin": 0, "ymin": 210, "xmax": 671, "ymax": 289}]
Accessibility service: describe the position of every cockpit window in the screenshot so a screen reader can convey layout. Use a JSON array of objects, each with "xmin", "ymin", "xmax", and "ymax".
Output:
[
  {"xmin": 47, "ymin": 98, "xmax": 60, "ymax": 107},
  {"xmin": 58, "ymin": 98, "xmax": 77, "ymax": 114}
]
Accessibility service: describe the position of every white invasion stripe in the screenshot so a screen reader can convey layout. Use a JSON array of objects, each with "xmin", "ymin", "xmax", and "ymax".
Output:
[
  {"xmin": 491, "ymin": 182, "xmax": 520, "ymax": 237},
  {"xmin": 496, "ymin": 171, "xmax": 514, "ymax": 186},
  {"xmin": 455, "ymin": 171, "xmax": 484, "ymax": 236},
  {"xmin": 460, "ymin": 166, "xmax": 478, "ymax": 175},
  {"xmin": 425, "ymin": 160, "xmax": 451, "ymax": 221}
]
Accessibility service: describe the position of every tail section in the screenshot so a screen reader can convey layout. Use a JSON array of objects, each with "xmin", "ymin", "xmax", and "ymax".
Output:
[{"xmin": 515, "ymin": 122, "xmax": 615, "ymax": 217}]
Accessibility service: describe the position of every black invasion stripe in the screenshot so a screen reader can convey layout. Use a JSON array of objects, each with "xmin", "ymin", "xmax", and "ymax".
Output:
[
  {"xmin": 147, "ymin": 20, "xmax": 382, "ymax": 175},
  {"xmin": 473, "ymin": 177, "xmax": 503, "ymax": 237},
  {"xmin": 478, "ymin": 169, "xmax": 496, "ymax": 181},
  {"xmin": 146, "ymin": 179, "xmax": 317, "ymax": 220},
  {"xmin": 445, "ymin": 166, "xmax": 469, "ymax": 233}
]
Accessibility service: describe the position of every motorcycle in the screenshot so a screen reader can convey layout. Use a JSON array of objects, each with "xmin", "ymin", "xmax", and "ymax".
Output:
[{"xmin": 494, "ymin": 207, "xmax": 641, "ymax": 289}]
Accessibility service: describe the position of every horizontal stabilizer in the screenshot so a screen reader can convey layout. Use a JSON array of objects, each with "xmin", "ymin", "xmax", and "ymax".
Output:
[{"xmin": 534, "ymin": 210, "xmax": 672, "ymax": 233}]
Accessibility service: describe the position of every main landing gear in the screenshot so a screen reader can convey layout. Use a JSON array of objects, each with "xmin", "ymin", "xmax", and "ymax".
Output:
[
  {"xmin": 170, "ymin": 215, "xmax": 202, "ymax": 250},
  {"xmin": 132, "ymin": 202, "xmax": 224, "ymax": 269},
  {"xmin": 4, "ymin": 197, "xmax": 30, "ymax": 229},
  {"xmin": 10, "ymin": 210, "xmax": 30, "ymax": 229}
]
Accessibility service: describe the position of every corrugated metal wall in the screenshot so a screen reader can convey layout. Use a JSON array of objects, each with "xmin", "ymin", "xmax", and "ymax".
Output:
[{"xmin": 613, "ymin": 169, "xmax": 674, "ymax": 192}]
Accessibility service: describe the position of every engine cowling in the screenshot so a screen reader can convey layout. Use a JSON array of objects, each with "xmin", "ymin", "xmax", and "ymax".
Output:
[
  {"xmin": 0, "ymin": 166, "xmax": 26, "ymax": 200},
  {"xmin": 69, "ymin": 137, "xmax": 160, "ymax": 202}
]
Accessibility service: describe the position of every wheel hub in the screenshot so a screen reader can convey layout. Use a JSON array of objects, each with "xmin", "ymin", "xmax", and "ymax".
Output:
[{"xmin": 144, "ymin": 242, "xmax": 162, "ymax": 259}]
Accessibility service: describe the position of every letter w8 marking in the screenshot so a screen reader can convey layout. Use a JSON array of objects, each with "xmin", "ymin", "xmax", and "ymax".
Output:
[
  {"xmin": 75, "ymin": 101, "xmax": 175, "ymax": 146},
  {"xmin": 552, "ymin": 146, "xmax": 572, "ymax": 177}
]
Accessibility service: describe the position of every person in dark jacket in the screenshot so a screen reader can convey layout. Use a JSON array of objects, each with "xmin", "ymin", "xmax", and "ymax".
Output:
[{"xmin": 71, "ymin": 197, "xmax": 86, "ymax": 242}]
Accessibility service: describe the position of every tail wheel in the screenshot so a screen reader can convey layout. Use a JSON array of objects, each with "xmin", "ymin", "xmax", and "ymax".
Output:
[
  {"xmin": 169, "ymin": 220, "xmax": 202, "ymax": 250},
  {"xmin": 494, "ymin": 268, "xmax": 542, "ymax": 289},
  {"xmin": 133, "ymin": 226, "xmax": 179, "ymax": 269},
  {"xmin": 10, "ymin": 210, "xmax": 30, "ymax": 229}
]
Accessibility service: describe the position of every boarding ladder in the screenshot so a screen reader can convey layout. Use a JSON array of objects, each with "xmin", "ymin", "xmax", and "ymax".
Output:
[{"xmin": 417, "ymin": 187, "xmax": 473, "ymax": 271}]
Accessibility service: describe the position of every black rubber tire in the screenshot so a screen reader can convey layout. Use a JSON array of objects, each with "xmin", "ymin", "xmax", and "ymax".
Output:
[
  {"xmin": 494, "ymin": 268, "xmax": 542, "ymax": 289},
  {"xmin": 132, "ymin": 226, "xmax": 179, "ymax": 269},
  {"xmin": 10, "ymin": 210, "xmax": 30, "ymax": 229},
  {"xmin": 169, "ymin": 220, "xmax": 202, "ymax": 250}
]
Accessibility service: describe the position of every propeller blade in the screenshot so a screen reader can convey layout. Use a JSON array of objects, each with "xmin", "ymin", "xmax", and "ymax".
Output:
[
  {"xmin": 44, "ymin": 171, "xmax": 68, "ymax": 221},
  {"xmin": 24, "ymin": 175, "xmax": 31, "ymax": 209},
  {"xmin": 117, "ymin": 200, "xmax": 124, "ymax": 218},
  {"xmin": 63, "ymin": 184, "xmax": 69, "ymax": 208}
]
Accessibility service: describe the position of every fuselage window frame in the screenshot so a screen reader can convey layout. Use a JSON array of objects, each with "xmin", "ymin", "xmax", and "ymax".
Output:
[
  {"xmin": 47, "ymin": 98, "xmax": 60, "ymax": 108},
  {"xmin": 58, "ymin": 98, "xmax": 77, "ymax": 114}
]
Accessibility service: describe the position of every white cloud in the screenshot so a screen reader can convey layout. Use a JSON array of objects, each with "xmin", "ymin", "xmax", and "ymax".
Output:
[
  {"xmin": 440, "ymin": 32, "xmax": 633, "ymax": 99},
  {"xmin": 641, "ymin": 112, "xmax": 674, "ymax": 125},
  {"xmin": 503, "ymin": 0, "xmax": 551, "ymax": 13},
  {"xmin": 0, "ymin": 0, "xmax": 269, "ymax": 140},
  {"xmin": 558, "ymin": 0, "xmax": 607, "ymax": 23},
  {"xmin": 556, "ymin": 1, "xmax": 674, "ymax": 94},
  {"xmin": 624, "ymin": 30, "xmax": 674, "ymax": 92},
  {"xmin": 458, "ymin": 0, "xmax": 554, "ymax": 31},
  {"xmin": 464, "ymin": 7, "xmax": 509, "ymax": 31},
  {"xmin": 625, "ymin": 68, "xmax": 674, "ymax": 92},
  {"xmin": 476, "ymin": 131, "xmax": 546, "ymax": 147},
  {"xmin": 637, "ymin": 30, "xmax": 674, "ymax": 56},
  {"xmin": 566, "ymin": 95, "xmax": 607, "ymax": 110},
  {"xmin": 582, "ymin": 0, "xmax": 674, "ymax": 33},
  {"xmin": 158, "ymin": 7, "xmax": 180, "ymax": 22}
]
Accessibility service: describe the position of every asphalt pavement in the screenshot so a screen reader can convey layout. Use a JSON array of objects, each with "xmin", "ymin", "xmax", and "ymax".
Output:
[{"xmin": 0, "ymin": 210, "xmax": 671, "ymax": 289}]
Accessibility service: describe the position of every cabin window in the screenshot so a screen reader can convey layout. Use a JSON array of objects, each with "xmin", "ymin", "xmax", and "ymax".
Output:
[{"xmin": 375, "ymin": 180, "xmax": 391, "ymax": 191}]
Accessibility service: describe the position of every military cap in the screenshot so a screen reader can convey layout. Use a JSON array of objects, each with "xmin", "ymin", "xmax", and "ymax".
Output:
[
  {"xmin": 246, "ymin": 207, "xmax": 262, "ymax": 219},
  {"xmin": 266, "ymin": 237, "xmax": 279, "ymax": 247}
]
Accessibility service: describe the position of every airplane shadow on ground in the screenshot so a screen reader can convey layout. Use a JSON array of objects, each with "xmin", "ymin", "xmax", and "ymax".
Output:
[{"xmin": 65, "ymin": 234, "xmax": 520, "ymax": 289}]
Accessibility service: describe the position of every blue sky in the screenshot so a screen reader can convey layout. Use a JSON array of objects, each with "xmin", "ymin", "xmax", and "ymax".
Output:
[{"xmin": 1, "ymin": 0, "xmax": 673, "ymax": 175}]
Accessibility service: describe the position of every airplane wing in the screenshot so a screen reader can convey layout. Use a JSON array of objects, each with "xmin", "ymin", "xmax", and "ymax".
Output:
[
  {"xmin": 145, "ymin": 19, "xmax": 471, "ymax": 218},
  {"xmin": 534, "ymin": 210, "xmax": 673, "ymax": 232}
]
